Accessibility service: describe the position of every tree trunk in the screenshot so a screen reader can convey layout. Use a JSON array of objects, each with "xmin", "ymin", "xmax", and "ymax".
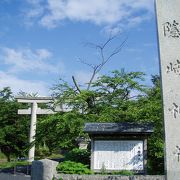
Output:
[{"xmin": 7, "ymin": 154, "xmax": 11, "ymax": 162}]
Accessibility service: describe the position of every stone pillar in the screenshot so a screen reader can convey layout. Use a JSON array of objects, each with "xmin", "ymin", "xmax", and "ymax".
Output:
[
  {"xmin": 156, "ymin": 0, "xmax": 180, "ymax": 179},
  {"xmin": 28, "ymin": 102, "xmax": 37, "ymax": 162},
  {"xmin": 31, "ymin": 159, "xmax": 58, "ymax": 180}
]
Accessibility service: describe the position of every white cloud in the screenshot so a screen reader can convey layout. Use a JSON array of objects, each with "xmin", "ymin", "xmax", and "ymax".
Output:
[
  {"xmin": 25, "ymin": 0, "xmax": 44, "ymax": 18},
  {"xmin": 0, "ymin": 71, "xmax": 49, "ymax": 95},
  {"xmin": 1, "ymin": 47, "xmax": 63, "ymax": 74},
  {"xmin": 25, "ymin": 0, "xmax": 154, "ymax": 29},
  {"xmin": 36, "ymin": 48, "xmax": 52, "ymax": 59},
  {"xmin": 0, "ymin": 46, "xmax": 65, "ymax": 95}
]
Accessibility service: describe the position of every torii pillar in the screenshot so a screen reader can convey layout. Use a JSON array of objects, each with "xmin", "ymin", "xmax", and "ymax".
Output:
[{"xmin": 16, "ymin": 97, "xmax": 55, "ymax": 162}]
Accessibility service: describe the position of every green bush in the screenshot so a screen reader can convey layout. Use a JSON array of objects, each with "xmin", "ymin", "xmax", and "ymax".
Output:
[
  {"xmin": 35, "ymin": 146, "xmax": 51, "ymax": 159},
  {"xmin": 111, "ymin": 170, "xmax": 134, "ymax": 175},
  {"xmin": 56, "ymin": 161, "xmax": 93, "ymax": 175},
  {"xmin": 65, "ymin": 148, "xmax": 90, "ymax": 165}
]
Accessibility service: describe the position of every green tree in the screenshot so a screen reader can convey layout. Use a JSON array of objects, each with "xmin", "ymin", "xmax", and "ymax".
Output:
[
  {"xmin": 36, "ymin": 112, "xmax": 86, "ymax": 153},
  {"xmin": 52, "ymin": 35, "xmax": 127, "ymax": 113},
  {"xmin": 37, "ymin": 72, "xmax": 164, "ymax": 174},
  {"xmin": 138, "ymin": 76, "xmax": 164, "ymax": 174},
  {"xmin": 39, "ymin": 70, "xmax": 146, "ymax": 152},
  {"xmin": 123, "ymin": 75, "xmax": 164, "ymax": 174},
  {"xmin": 52, "ymin": 69, "xmax": 145, "ymax": 114},
  {"xmin": 0, "ymin": 87, "xmax": 29, "ymax": 161}
]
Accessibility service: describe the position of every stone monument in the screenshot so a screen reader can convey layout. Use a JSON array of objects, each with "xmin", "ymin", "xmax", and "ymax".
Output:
[
  {"xmin": 84, "ymin": 122, "xmax": 153, "ymax": 174},
  {"xmin": 31, "ymin": 159, "xmax": 58, "ymax": 180},
  {"xmin": 16, "ymin": 97, "xmax": 55, "ymax": 162},
  {"xmin": 156, "ymin": 0, "xmax": 180, "ymax": 179}
]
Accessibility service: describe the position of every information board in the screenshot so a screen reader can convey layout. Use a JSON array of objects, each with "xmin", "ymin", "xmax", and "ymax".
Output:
[{"xmin": 93, "ymin": 140, "xmax": 143, "ymax": 170}]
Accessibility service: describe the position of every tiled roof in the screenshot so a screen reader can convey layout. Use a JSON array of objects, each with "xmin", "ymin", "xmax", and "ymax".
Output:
[{"xmin": 84, "ymin": 122, "xmax": 153, "ymax": 135}]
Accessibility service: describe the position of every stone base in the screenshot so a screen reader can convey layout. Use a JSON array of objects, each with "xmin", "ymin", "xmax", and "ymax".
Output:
[{"xmin": 55, "ymin": 174, "xmax": 165, "ymax": 180}]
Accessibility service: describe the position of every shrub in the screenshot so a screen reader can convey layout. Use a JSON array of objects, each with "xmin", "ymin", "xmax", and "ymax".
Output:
[
  {"xmin": 35, "ymin": 146, "xmax": 51, "ymax": 159},
  {"xmin": 56, "ymin": 161, "xmax": 93, "ymax": 175},
  {"xmin": 65, "ymin": 148, "xmax": 90, "ymax": 165},
  {"xmin": 111, "ymin": 170, "xmax": 134, "ymax": 175}
]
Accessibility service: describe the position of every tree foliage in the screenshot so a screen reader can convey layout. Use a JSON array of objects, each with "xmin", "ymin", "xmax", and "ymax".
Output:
[
  {"xmin": 36, "ymin": 112, "xmax": 86, "ymax": 153},
  {"xmin": 65, "ymin": 148, "xmax": 90, "ymax": 165},
  {"xmin": 138, "ymin": 75, "xmax": 164, "ymax": 174},
  {"xmin": 49, "ymin": 71, "xmax": 164, "ymax": 174},
  {"xmin": 0, "ymin": 87, "xmax": 29, "ymax": 161},
  {"xmin": 52, "ymin": 69, "xmax": 145, "ymax": 113}
]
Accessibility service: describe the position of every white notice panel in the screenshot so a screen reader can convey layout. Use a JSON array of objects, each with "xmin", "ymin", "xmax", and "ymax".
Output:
[{"xmin": 93, "ymin": 140, "xmax": 143, "ymax": 170}]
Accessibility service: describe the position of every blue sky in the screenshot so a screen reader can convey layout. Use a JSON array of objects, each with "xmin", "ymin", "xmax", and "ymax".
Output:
[{"xmin": 0, "ymin": 0, "xmax": 159, "ymax": 95}]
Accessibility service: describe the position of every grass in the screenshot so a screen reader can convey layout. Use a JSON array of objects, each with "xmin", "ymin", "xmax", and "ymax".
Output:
[
  {"xmin": 35, "ymin": 152, "xmax": 64, "ymax": 160},
  {"xmin": 0, "ymin": 161, "xmax": 31, "ymax": 169},
  {"xmin": 0, "ymin": 151, "xmax": 63, "ymax": 169},
  {"xmin": 47, "ymin": 153, "xmax": 64, "ymax": 159},
  {"xmin": 0, "ymin": 152, "xmax": 31, "ymax": 169}
]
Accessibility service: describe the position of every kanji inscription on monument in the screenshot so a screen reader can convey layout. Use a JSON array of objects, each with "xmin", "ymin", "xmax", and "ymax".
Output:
[
  {"xmin": 168, "ymin": 103, "xmax": 180, "ymax": 118},
  {"xmin": 163, "ymin": 20, "xmax": 180, "ymax": 38},
  {"xmin": 156, "ymin": 0, "xmax": 180, "ymax": 179},
  {"xmin": 173, "ymin": 145, "xmax": 180, "ymax": 162},
  {"xmin": 166, "ymin": 59, "xmax": 180, "ymax": 75}
]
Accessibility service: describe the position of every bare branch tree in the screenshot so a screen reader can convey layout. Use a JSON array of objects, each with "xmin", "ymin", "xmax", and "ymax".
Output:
[
  {"xmin": 85, "ymin": 35, "xmax": 128, "ymax": 90},
  {"xmin": 71, "ymin": 34, "xmax": 127, "ymax": 109},
  {"xmin": 72, "ymin": 76, "xmax": 81, "ymax": 93}
]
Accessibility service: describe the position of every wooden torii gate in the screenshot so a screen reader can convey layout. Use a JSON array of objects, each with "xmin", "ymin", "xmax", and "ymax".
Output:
[{"xmin": 16, "ymin": 96, "xmax": 55, "ymax": 162}]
